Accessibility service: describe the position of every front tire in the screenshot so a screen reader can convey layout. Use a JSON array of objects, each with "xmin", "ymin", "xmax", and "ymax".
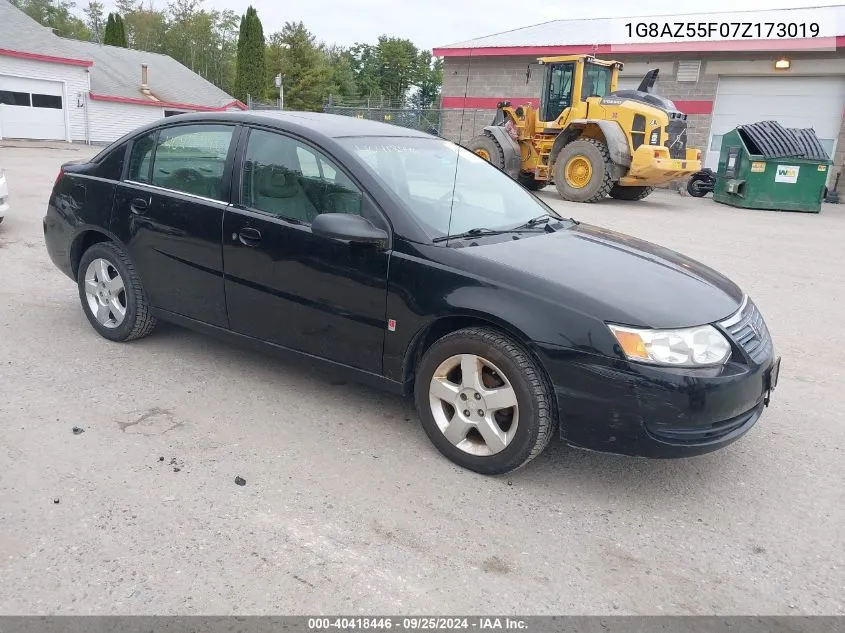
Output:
[
  {"xmin": 466, "ymin": 133, "xmax": 506, "ymax": 170},
  {"xmin": 609, "ymin": 184, "xmax": 654, "ymax": 200},
  {"xmin": 414, "ymin": 327, "xmax": 556, "ymax": 475},
  {"xmin": 77, "ymin": 241, "xmax": 156, "ymax": 342},
  {"xmin": 553, "ymin": 138, "xmax": 614, "ymax": 203}
]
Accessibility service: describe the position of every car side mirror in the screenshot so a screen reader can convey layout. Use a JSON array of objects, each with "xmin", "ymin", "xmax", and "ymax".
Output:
[{"xmin": 311, "ymin": 213, "xmax": 388, "ymax": 248}]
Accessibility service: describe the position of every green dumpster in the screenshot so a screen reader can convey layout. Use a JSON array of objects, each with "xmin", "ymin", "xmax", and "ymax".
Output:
[{"xmin": 712, "ymin": 120, "xmax": 831, "ymax": 213}]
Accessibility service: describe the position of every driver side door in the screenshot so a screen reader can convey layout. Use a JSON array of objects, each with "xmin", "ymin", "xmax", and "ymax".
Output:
[{"xmin": 540, "ymin": 62, "xmax": 575, "ymax": 124}]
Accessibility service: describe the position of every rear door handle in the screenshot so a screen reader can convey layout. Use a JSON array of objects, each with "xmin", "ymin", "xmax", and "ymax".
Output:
[
  {"xmin": 130, "ymin": 197, "xmax": 149, "ymax": 214},
  {"xmin": 236, "ymin": 226, "xmax": 262, "ymax": 246}
]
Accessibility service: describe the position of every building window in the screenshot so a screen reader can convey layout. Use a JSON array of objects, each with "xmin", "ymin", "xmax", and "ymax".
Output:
[
  {"xmin": 0, "ymin": 91, "xmax": 31, "ymax": 107},
  {"xmin": 32, "ymin": 94, "xmax": 63, "ymax": 109}
]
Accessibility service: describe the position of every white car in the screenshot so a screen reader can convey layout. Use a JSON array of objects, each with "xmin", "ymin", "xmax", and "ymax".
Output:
[{"xmin": 0, "ymin": 167, "xmax": 8, "ymax": 224}]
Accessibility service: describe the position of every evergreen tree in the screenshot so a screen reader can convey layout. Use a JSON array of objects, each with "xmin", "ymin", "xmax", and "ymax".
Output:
[
  {"xmin": 113, "ymin": 13, "xmax": 128, "ymax": 47},
  {"xmin": 234, "ymin": 6, "xmax": 265, "ymax": 104}
]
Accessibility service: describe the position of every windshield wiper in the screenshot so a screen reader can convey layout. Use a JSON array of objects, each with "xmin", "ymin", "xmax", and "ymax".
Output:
[{"xmin": 432, "ymin": 227, "xmax": 543, "ymax": 243}]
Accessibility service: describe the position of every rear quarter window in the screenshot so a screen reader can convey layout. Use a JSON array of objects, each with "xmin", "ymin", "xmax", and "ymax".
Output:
[{"xmin": 94, "ymin": 145, "xmax": 127, "ymax": 181}]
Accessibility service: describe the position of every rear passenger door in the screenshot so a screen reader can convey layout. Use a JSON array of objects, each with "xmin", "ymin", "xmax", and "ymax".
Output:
[
  {"xmin": 222, "ymin": 127, "xmax": 390, "ymax": 372},
  {"xmin": 111, "ymin": 123, "xmax": 238, "ymax": 327}
]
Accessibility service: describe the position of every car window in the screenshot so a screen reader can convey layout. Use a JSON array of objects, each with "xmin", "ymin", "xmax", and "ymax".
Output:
[
  {"xmin": 128, "ymin": 133, "xmax": 156, "ymax": 183},
  {"xmin": 94, "ymin": 144, "xmax": 127, "ymax": 181},
  {"xmin": 340, "ymin": 136, "xmax": 558, "ymax": 238},
  {"xmin": 150, "ymin": 125, "xmax": 234, "ymax": 201},
  {"xmin": 242, "ymin": 129, "xmax": 363, "ymax": 223}
]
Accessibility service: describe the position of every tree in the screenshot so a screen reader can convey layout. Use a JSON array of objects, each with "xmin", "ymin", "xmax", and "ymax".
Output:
[
  {"xmin": 103, "ymin": 12, "xmax": 127, "ymax": 46},
  {"xmin": 374, "ymin": 36, "xmax": 419, "ymax": 104},
  {"xmin": 411, "ymin": 51, "xmax": 443, "ymax": 110},
  {"xmin": 114, "ymin": 13, "xmax": 128, "ymax": 46},
  {"xmin": 265, "ymin": 22, "xmax": 329, "ymax": 111},
  {"xmin": 83, "ymin": 0, "xmax": 105, "ymax": 42},
  {"xmin": 234, "ymin": 6, "xmax": 265, "ymax": 104},
  {"xmin": 324, "ymin": 46, "xmax": 358, "ymax": 104},
  {"xmin": 11, "ymin": 0, "xmax": 90, "ymax": 39}
]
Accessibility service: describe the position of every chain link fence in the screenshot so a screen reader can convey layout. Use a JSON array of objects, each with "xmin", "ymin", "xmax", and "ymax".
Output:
[{"xmin": 323, "ymin": 105, "xmax": 442, "ymax": 135}]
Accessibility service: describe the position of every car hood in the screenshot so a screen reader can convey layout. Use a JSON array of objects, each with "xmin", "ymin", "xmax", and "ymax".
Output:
[{"xmin": 464, "ymin": 223, "xmax": 744, "ymax": 328}]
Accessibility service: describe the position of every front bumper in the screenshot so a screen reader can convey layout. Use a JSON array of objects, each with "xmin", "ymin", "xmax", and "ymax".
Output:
[
  {"xmin": 619, "ymin": 146, "xmax": 701, "ymax": 187},
  {"xmin": 534, "ymin": 343, "xmax": 777, "ymax": 458}
]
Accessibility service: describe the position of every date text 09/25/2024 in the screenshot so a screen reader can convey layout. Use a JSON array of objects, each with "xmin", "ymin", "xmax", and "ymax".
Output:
[{"xmin": 308, "ymin": 618, "xmax": 529, "ymax": 631}]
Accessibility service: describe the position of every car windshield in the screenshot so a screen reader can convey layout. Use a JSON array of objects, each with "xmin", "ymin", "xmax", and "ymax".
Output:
[{"xmin": 339, "ymin": 136, "xmax": 561, "ymax": 239}]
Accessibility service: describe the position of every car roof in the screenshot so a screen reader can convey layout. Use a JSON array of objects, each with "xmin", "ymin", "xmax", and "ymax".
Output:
[{"xmin": 161, "ymin": 111, "xmax": 435, "ymax": 140}]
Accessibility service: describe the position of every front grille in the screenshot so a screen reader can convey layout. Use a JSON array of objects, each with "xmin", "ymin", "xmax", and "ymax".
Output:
[
  {"xmin": 719, "ymin": 297, "xmax": 773, "ymax": 364},
  {"xmin": 665, "ymin": 120, "xmax": 688, "ymax": 159},
  {"xmin": 647, "ymin": 403, "xmax": 762, "ymax": 443}
]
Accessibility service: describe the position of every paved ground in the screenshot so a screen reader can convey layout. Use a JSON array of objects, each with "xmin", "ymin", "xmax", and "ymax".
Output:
[{"xmin": 0, "ymin": 143, "xmax": 843, "ymax": 615}]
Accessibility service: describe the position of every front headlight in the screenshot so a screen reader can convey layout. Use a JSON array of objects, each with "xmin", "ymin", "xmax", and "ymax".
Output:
[{"xmin": 607, "ymin": 324, "xmax": 731, "ymax": 367}]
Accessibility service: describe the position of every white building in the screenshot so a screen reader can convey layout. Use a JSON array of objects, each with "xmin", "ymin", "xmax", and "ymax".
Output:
[{"xmin": 0, "ymin": 1, "xmax": 244, "ymax": 144}]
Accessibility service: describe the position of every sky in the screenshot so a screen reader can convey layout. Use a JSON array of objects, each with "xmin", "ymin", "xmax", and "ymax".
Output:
[{"xmin": 104, "ymin": 0, "xmax": 843, "ymax": 50}]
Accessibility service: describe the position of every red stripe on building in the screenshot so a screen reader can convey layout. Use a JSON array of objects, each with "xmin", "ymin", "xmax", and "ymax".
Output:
[
  {"xmin": 442, "ymin": 95, "xmax": 713, "ymax": 115},
  {"xmin": 0, "ymin": 48, "xmax": 93, "ymax": 67},
  {"xmin": 673, "ymin": 100, "xmax": 713, "ymax": 115},
  {"xmin": 89, "ymin": 93, "xmax": 247, "ymax": 111},
  {"xmin": 434, "ymin": 36, "xmax": 845, "ymax": 58}
]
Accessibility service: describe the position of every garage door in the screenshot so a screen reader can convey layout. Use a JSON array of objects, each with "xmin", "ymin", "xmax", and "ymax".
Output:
[
  {"xmin": 0, "ymin": 75, "xmax": 66, "ymax": 141},
  {"xmin": 706, "ymin": 76, "xmax": 845, "ymax": 169}
]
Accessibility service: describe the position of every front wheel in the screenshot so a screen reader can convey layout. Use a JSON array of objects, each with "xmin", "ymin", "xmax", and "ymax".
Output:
[
  {"xmin": 77, "ymin": 241, "xmax": 157, "ymax": 342},
  {"xmin": 552, "ymin": 138, "xmax": 614, "ymax": 203},
  {"xmin": 466, "ymin": 133, "xmax": 506, "ymax": 170},
  {"xmin": 414, "ymin": 327, "xmax": 556, "ymax": 474}
]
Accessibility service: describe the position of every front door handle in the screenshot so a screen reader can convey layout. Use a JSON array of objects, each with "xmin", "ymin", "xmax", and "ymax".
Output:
[
  {"xmin": 130, "ymin": 197, "xmax": 149, "ymax": 215},
  {"xmin": 236, "ymin": 226, "xmax": 262, "ymax": 246}
]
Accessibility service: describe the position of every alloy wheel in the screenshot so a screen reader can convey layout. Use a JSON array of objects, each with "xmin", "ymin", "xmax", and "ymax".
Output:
[
  {"xmin": 83, "ymin": 258, "xmax": 127, "ymax": 329},
  {"xmin": 428, "ymin": 354, "xmax": 519, "ymax": 456}
]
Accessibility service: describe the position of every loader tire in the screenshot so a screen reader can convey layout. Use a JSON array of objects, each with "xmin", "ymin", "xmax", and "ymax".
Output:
[
  {"xmin": 553, "ymin": 138, "xmax": 613, "ymax": 203},
  {"xmin": 518, "ymin": 173, "xmax": 547, "ymax": 191},
  {"xmin": 467, "ymin": 133, "xmax": 506, "ymax": 170},
  {"xmin": 609, "ymin": 184, "xmax": 654, "ymax": 200}
]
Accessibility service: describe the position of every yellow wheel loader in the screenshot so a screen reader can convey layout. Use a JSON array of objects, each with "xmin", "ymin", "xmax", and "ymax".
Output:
[{"xmin": 466, "ymin": 55, "xmax": 702, "ymax": 202}]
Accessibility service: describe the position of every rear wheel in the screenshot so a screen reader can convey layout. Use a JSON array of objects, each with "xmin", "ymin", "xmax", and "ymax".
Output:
[
  {"xmin": 466, "ymin": 133, "xmax": 505, "ymax": 170},
  {"xmin": 518, "ymin": 173, "xmax": 546, "ymax": 191},
  {"xmin": 609, "ymin": 184, "xmax": 654, "ymax": 200},
  {"xmin": 77, "ymin": 241, "xmax": 156, "ymax": 342},
  {"xmin": 414, "ymin": 327, "xmax": 556, "ymax": 475},
  {"xmin": 687, "ymin": 175, "xmax": 709, "ymax": 197},
  {"xmin": 553, "ymin": 138, "xmax": 613, "ymax": 203}
]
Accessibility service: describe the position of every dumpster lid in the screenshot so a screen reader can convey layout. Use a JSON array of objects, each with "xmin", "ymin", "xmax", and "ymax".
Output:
[
  {"xmin": 737, "ymin": 120, "xmax": 830, "ymax": 161},
  {"xmin": 787, "ymin": 128, "xmax": 830, "ymax": 162}
]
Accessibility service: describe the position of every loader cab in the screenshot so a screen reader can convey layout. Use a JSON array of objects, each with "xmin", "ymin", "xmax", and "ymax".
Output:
[
  {"xmin": 539, "ymin": 55, "xmax": 621, "ymax": 124},
  {"xmin": 540, "ymin": 62, "xmax": 575, "ymax": 123}
]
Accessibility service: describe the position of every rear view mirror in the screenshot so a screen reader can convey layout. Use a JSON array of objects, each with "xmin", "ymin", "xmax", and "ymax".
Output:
[{"xmin": 311, "ymin": 213, "xmax": 388, "ymax": 248}]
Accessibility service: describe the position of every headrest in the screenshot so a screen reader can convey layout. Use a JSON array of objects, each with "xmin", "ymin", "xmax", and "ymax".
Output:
[{"xmin": 255, "ymin": 164, "xmax": 301, "ymax": 198}]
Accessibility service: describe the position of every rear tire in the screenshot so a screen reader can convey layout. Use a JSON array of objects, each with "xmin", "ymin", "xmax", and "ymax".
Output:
[
  {"xmin": 609, "ymin": 184, "xmax": 654, "ymax": 200},
  {"xmin": 518, "ymin": 173, "xmax": 546, "ymax": 191},
  {"xmin": 466, "ymin": 133, "xmax": 505, "ymax": 170},
  {"xmin": 77, "ymin": 241, "xmax": 156, "ymax": 342},
  {"xmin": 414, "ymin": 326, "xmax": 556, "ymax": 475},
  {"xmin": 687, "ymin": 175, "xmax": 709, "ymax": 197},
  {"xmin": 553, "ymin": 138, "xmax": 613, "ymax": 203}
]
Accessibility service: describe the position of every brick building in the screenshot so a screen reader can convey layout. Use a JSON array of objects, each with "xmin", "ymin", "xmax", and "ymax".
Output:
[{"xmin": 433, "ymin": 6, "xmax": 845, "ymax": 182}]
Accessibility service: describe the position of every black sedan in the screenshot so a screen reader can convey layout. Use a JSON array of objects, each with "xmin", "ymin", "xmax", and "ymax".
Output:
[{"xmin": 43, "ymin": 112, "xmax": 780, "ymax": 474}]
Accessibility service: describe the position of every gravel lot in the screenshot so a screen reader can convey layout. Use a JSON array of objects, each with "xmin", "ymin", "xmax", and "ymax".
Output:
[{"xmin": 0, "ymin": 142, "xmax": 843, "ymax": 615}]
